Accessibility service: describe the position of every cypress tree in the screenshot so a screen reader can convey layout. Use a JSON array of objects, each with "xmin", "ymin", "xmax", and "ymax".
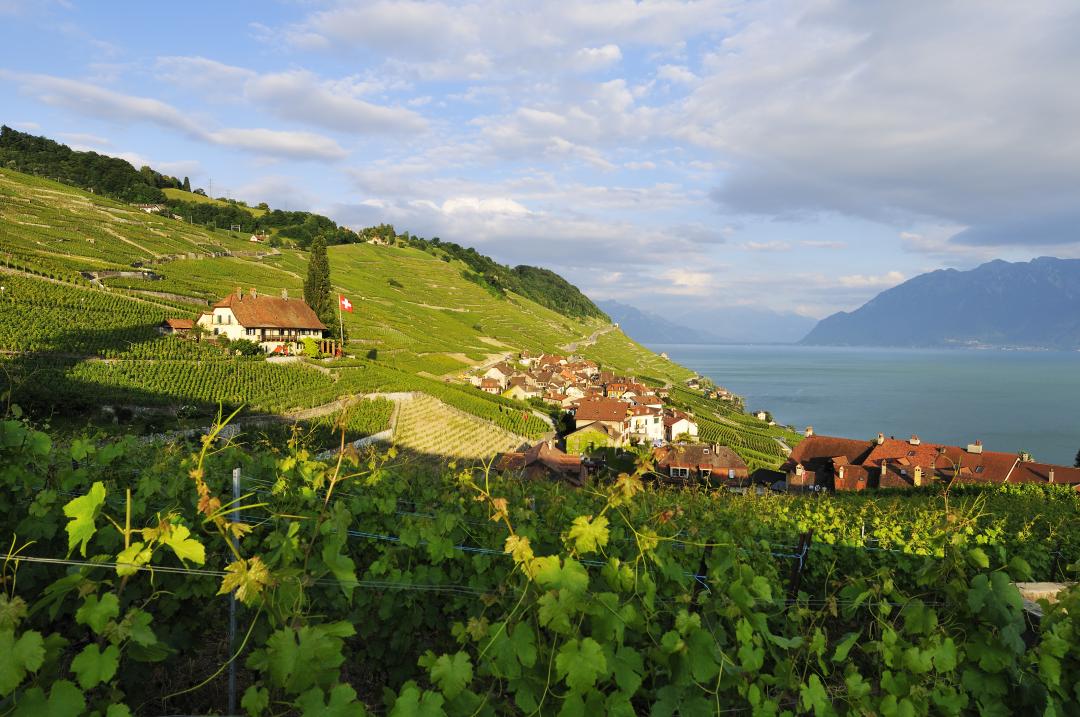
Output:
[
  {"xmin": 303, "ymin": 235, "xmax": 333, "ymax": 324},
  {"xmin": 182, "ymin": 176, "xmax": 191, "ymax": 192}
]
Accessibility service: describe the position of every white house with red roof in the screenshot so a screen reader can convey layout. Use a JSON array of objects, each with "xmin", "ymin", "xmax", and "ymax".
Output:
[{"xmin": 197, "ymin": 288, "xmax": 326, "ymax": 353}]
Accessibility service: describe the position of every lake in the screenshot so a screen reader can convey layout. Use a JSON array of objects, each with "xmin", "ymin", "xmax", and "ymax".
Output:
[{"xmin": 648, "ymin": 344, "xmax": 1080, "ymax": 466}]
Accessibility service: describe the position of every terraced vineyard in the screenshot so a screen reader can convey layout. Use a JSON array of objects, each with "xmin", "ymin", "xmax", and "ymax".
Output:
[
  {"xmin": 0, "ymin": 165, "xmax": 808, "ymax": 469},
  {"xmin": 392, "ymin": 393, "xmax": 530, "ymax": 458}
]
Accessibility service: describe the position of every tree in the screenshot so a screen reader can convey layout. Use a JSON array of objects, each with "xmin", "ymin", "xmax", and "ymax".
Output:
[
  {"xmin": 303, "ymin": 236, "xmax": 333, "ymax": 326},
  {"xmin": 182, "ymin": 176, "xmax": 191, "ymax": 192},
  {"xmin": 1075, "ymin": 447, "xmax": 1080, "ymax": 468}
]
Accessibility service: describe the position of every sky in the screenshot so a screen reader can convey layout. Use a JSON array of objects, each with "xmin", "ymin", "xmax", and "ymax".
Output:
[{"xmin": 2, "ymin": 0, "xmax": 1079, "ymax": 336}]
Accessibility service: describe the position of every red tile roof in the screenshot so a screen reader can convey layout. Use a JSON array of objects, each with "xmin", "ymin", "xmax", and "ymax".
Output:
[
  {"xmin": 1009, "ymin": 462, "xmax": 1080, "ymax": 485},
  {"xmin": 164, "ymin": 318, "xmax": 194, "ymax": 330},
  {"xmin": 574, "ymin": 397, "xmax": 629, "ymax": 423},
  {"xmin": 213, "ymin": 292, "xmax": 326, "ymax": 330},
  {"xmin": 786, "ymin": 435, "xmax": 873, "ymax": 470}
]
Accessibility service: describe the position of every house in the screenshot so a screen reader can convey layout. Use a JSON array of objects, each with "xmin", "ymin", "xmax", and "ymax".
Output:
[
  {"xmin": 505, "ymin": 383, "xmax": 540, "ymax": 401},
  {"xmin": 196, "ymin": 288, "xmax": 326, "ymax": 354},
  {"xmin": 754, "ymin": 410, "xmax": 768, "ymax": 421},
  {"xmin": 782, "ymin": 434, "xmax": 876, "ymax": 491},
  {"xmin": 572, "ymin": 396, "xmax": 630, "ymax": 432},
  {"xmin": 626, "ymin": 405, "xmax": 665, "ymax": 443},
  {"xmin": 566, "ymin": 422, "xmax": 623, "ymax": 455},
  {"xmin": 664, "ymin": 410, "xmax": 699, "ymax": 442},
  {"xmin": 653, "ymin": 444, "xmax": 748, "ymax": 486},
  {"xmin": 249, "ymin": 234, "xmax": 269, "ymax": 243},
  {"xmin": 496, "ymin": 442, "xmax": 587, "ymax": 486},
  {"xmin": 159, "ymin": 318, "xmax": 194, "ymax": 335},
  {"xmin": 780, "ymin": 431, "xmax": 1080, "ymax": 492},
  {"xmin": 480, "ymin": 378, "xmax": 502, "ymax": 394},
  {"xmin": 483, "ymin": 363, "xmax": 514, "ymax": 387},
  {"xmin": 518, "ymin": 350, "xmax": 539, "ymax": 368}
]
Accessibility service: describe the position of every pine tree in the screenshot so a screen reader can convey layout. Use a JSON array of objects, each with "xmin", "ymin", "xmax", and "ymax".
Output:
[
  {"xmin": 182, "ymin": 176, "xmax": 191, "ymax": 192},
  {"xmin": 303, "ymin": 235, "xmax": 333, "ymax": 324}
]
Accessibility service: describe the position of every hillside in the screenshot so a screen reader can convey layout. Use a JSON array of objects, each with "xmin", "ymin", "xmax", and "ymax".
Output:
[
  {"xmin": 802, "ymin": 257, "xmax": 1080, "ymax": 349},
  {"xmin": 598, "ymin": 299, "xmax": 730, "ymax": 344},
  {"xmin": 0, "ymin": 164, "xmax": 804, "ymax": 468}
]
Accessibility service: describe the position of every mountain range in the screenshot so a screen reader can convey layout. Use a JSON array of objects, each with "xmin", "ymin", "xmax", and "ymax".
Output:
[
  {"xmin": 801, "ymin": 257, "xmax": 1080, "ymax": 349},
  {"xmin": 598, "ymin": 300, "xmax": 815, "ymax": 345}
]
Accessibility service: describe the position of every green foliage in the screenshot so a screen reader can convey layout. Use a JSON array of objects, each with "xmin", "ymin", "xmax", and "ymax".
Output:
[
  {"xmin": 304, "ymin": 235, "xmax": 333, "ymax": 325},
  {"xmin": 0, "ymin": 126, "xmax": 171, "ymax": 202},
  {"xmin": 0, "ymin": 423, "xmax": 1079, "ymax": 714}
]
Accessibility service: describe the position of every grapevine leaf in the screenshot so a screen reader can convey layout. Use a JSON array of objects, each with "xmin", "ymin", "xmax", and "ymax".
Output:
[
  {"xmin": 534, "ymin": 557, "xmax": 589, "ymax": 596},
  {"xmin": 0, "ymin": 595, "xmax": 28, "ymax": 630},
  {"xmin": 75, "ymin": 593, "xmax": 119, "ymax": 635},
  {"xmin": 567, "ymin": 514, "xmax": 609, "ymax": 555},
  {"xmin": 70, "ymin": 643, "xmax": 119, "ymax": 689},
  {"xmin": 799, "ymin": 674, "xmax": 829, "ymax": 717},
  {"xmin": 321, "ymin": 543, "xmax": 358, "ymax": 599},
  {"xmin": 161, "ymin": 523, "xmax": 205, "ymax": 565},
  {"xmin": 933, "ymin": 637, "xmax": 958, "ymax": 672},
  {"xmin": 832, "ymin": 631, "xmax": 860, "ymax": 662},
  {"xmin": 0, "ymin": 629, "xmax": 45, "ymax": 695},
  {"xmin": 107, "ymin": 705, "xmax": 133, "ymax": 717},
  {"xmin": 63, "ymin": 481, "xmax": 106, "ymax": 557},
  {"xmin": 557, "ymin": 692, "xmax": 585, "ymax": 717},
  {"xmin": 612, "ymin": 645, "xmax": 643, "ymax": 694},
  {"xmin": 537, "ymin": 592, "xmax": 573, "ymax": 634},
  {"xmin": 390, "ymin": 683, "xmax": 447, "ymax": 717},
  {"xmin": 12, "ymin": 680, "xmax": 86, "ymax": 717},
  {"xmin": 242, "ymin": 685, "xmax": 270, "ymax": 717},
  {"xmin": 510, "ymin": 623, "xmax": 537, "ymax": 668},
  {"xmin": 968, "ymin": 547, "xmax": 990, "ymax": 569},
  {"xmin": 428, "ymin": 651, "xmax": 472, "ymax": 700},
  {"xmin": 219, "ymin": 556, "xmax": 271, "ymax": 606},
  {"xmin": 295, "ymin": 684, "xmax": 366, "ymax": 717},
  {"xmin": 555, "ymin": 637, "xmax": 608, "ymax": 694},
  {"xmin": 116, "ymin": 542, "xmax": 153, "ymax": 577},
  {"xmin": 687, "ymin": 629, "xmax": 720, "ymax": 682},
  {"xmin": 123, "ymin": 608, "xmax": 157, "ymax": 647}
]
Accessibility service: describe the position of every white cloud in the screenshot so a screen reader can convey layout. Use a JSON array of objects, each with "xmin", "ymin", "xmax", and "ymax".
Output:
[
  {"xmin": 3, "ymin": 71, "xmax": 348, "ymax": 160},
  {"xmin": 205, "ymin": 127, "xmax": 347, "ymax": 160},
  {"xmin": 573, "ymin": 44, "xmax": 623, "ymax": 72},
  {"xmin": 800, "ymin": 240, "xmax": 847, "ymax": 250},
  {"xmin": 742, "ymin": 240, "xmax": 791, "ymax": 252},
  {"xmin": 244, "ymin": 70, "xmax": 427, "ymax": 134},
  {"xmin": 440, "ymin": 197, "xmax": 530, "ymax": 215},
  {"xmin": 656, "ymin": 64, "xmax": 698, "ymax": 84},
  {"xmin": 836, "ymin": 271, "xmax": 905, "ymax": 289}
]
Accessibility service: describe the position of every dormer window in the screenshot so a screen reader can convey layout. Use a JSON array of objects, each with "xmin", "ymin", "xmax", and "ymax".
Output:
[{"xmin": 974, "ymin": 466, "xmax": 984, "ymax": 474}]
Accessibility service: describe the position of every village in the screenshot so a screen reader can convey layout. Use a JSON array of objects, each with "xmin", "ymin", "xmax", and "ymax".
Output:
[{"xmin": 161, "ymin": 288, "xmax": 1080, "ymax": 494}]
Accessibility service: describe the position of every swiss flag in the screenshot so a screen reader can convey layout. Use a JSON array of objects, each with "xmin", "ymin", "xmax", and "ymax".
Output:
[{"xmin": 339, "ymin": 294, "xmax": 354, "ymax": 312}]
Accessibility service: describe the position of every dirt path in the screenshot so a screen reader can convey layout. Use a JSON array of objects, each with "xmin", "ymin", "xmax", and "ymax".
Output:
[{"xmin": 561, "ymin": 323, "xmax": 616, "ymax": 353}]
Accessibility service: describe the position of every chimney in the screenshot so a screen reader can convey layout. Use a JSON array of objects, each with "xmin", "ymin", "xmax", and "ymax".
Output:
[
  {"xmin": 1048, "ymin": 468, "xmax": 1055, "ymax": 483},
  {"xmin": 966, "ymin": 440, "xmax": 983, "ymax": 454},
  {"xmin": 876, "ymin": 432, "xmax": 885, "ymax": 445},
  {"xmin": 1020, "ymin": 451, "xmax": 1031, "ymax": 462},
  {"xmin": 249, "ymin": 287, "xmax": 257, "ymax": 299},
  {"xmin": 281, "ymin": 288, "xmax": 288, "ymax": 301},
  {"xmin": 913, "ymin": 465, "xmax": 923, "ymax": 487},
  {"xmin": 805, "ymin": 425, "xmax": 814, "ymax": 437},
  {"xmin": 909, "ymin": 434, "xmax": 921, "ymax": 446},
  {"xmin": 235, "ymin": 286, "xmax": 243, "ymax": 300}
]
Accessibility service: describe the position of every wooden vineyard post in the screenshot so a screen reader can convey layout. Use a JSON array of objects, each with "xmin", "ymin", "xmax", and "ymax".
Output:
[{"xmin": 787, "ymin": 530, "xmax": 813, "ymax": 601}]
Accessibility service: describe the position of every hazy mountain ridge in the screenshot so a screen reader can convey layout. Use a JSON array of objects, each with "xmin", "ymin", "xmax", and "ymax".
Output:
[{"xmin": 801, "ymin": 257, "xmax": 1080, "ymax": 349}]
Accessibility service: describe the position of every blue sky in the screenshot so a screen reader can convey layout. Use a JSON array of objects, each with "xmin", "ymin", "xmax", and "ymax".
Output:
[{"xmin": 2, "ymin": 0, "xmax": 1079, "ymax": 335}]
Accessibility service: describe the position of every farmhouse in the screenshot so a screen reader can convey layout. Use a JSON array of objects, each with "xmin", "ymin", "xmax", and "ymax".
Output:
[
  {"xmin": 496, "ymin": 441, "xmax": 587, "ymax": 486},
  {"xmin": 653, "ymin": 444, "xmax": 748, "ymax": 485},
  {"xmin": 159, "ymin": 318, "xmax": 194, "ymax": 335},
  {"xmin": 664, "ymin": 410, "xmax": 699, "ymax": 442},
  {"xmin": 197, "ymin": 288, "xmax": 326, "ymax": 354},
  {"xmin": 565, "ymin": 422, "xmax": 623, "ymax": 455},
  {"xmin": 572, "ymin": 396, "xmax": 630, "ymax": 432}
]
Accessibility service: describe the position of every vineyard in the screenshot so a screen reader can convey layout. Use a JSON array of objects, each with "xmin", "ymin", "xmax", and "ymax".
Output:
[
  {"xmin": 392, "ymin": 394, "xmax": 529, "ymax": 458},
  {"xmin": 1, "ymin": 418, "xmax": 1078, "ymax": 716}
]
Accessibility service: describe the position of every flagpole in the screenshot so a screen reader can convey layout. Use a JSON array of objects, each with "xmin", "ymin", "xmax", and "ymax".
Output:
[{"xmin": 337, "ymin": 295, "xmax": 345, "ymax": 356}]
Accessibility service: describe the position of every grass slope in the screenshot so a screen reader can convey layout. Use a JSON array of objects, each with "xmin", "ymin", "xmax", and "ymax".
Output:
[{"xmin": 0, "ymin": 166, "xmax": 798, "ymax": 467}]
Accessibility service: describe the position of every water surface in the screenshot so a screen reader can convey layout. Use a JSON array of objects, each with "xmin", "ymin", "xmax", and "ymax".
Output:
[{"xmin": 649, "ymin": 344, "xmax": 1080, "ymax": 466}]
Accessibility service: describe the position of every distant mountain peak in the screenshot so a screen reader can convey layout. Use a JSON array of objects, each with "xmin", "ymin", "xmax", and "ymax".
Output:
[{"xmin": 801, "ymin": 257, "xmax": 1080, "ymax": 349}]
